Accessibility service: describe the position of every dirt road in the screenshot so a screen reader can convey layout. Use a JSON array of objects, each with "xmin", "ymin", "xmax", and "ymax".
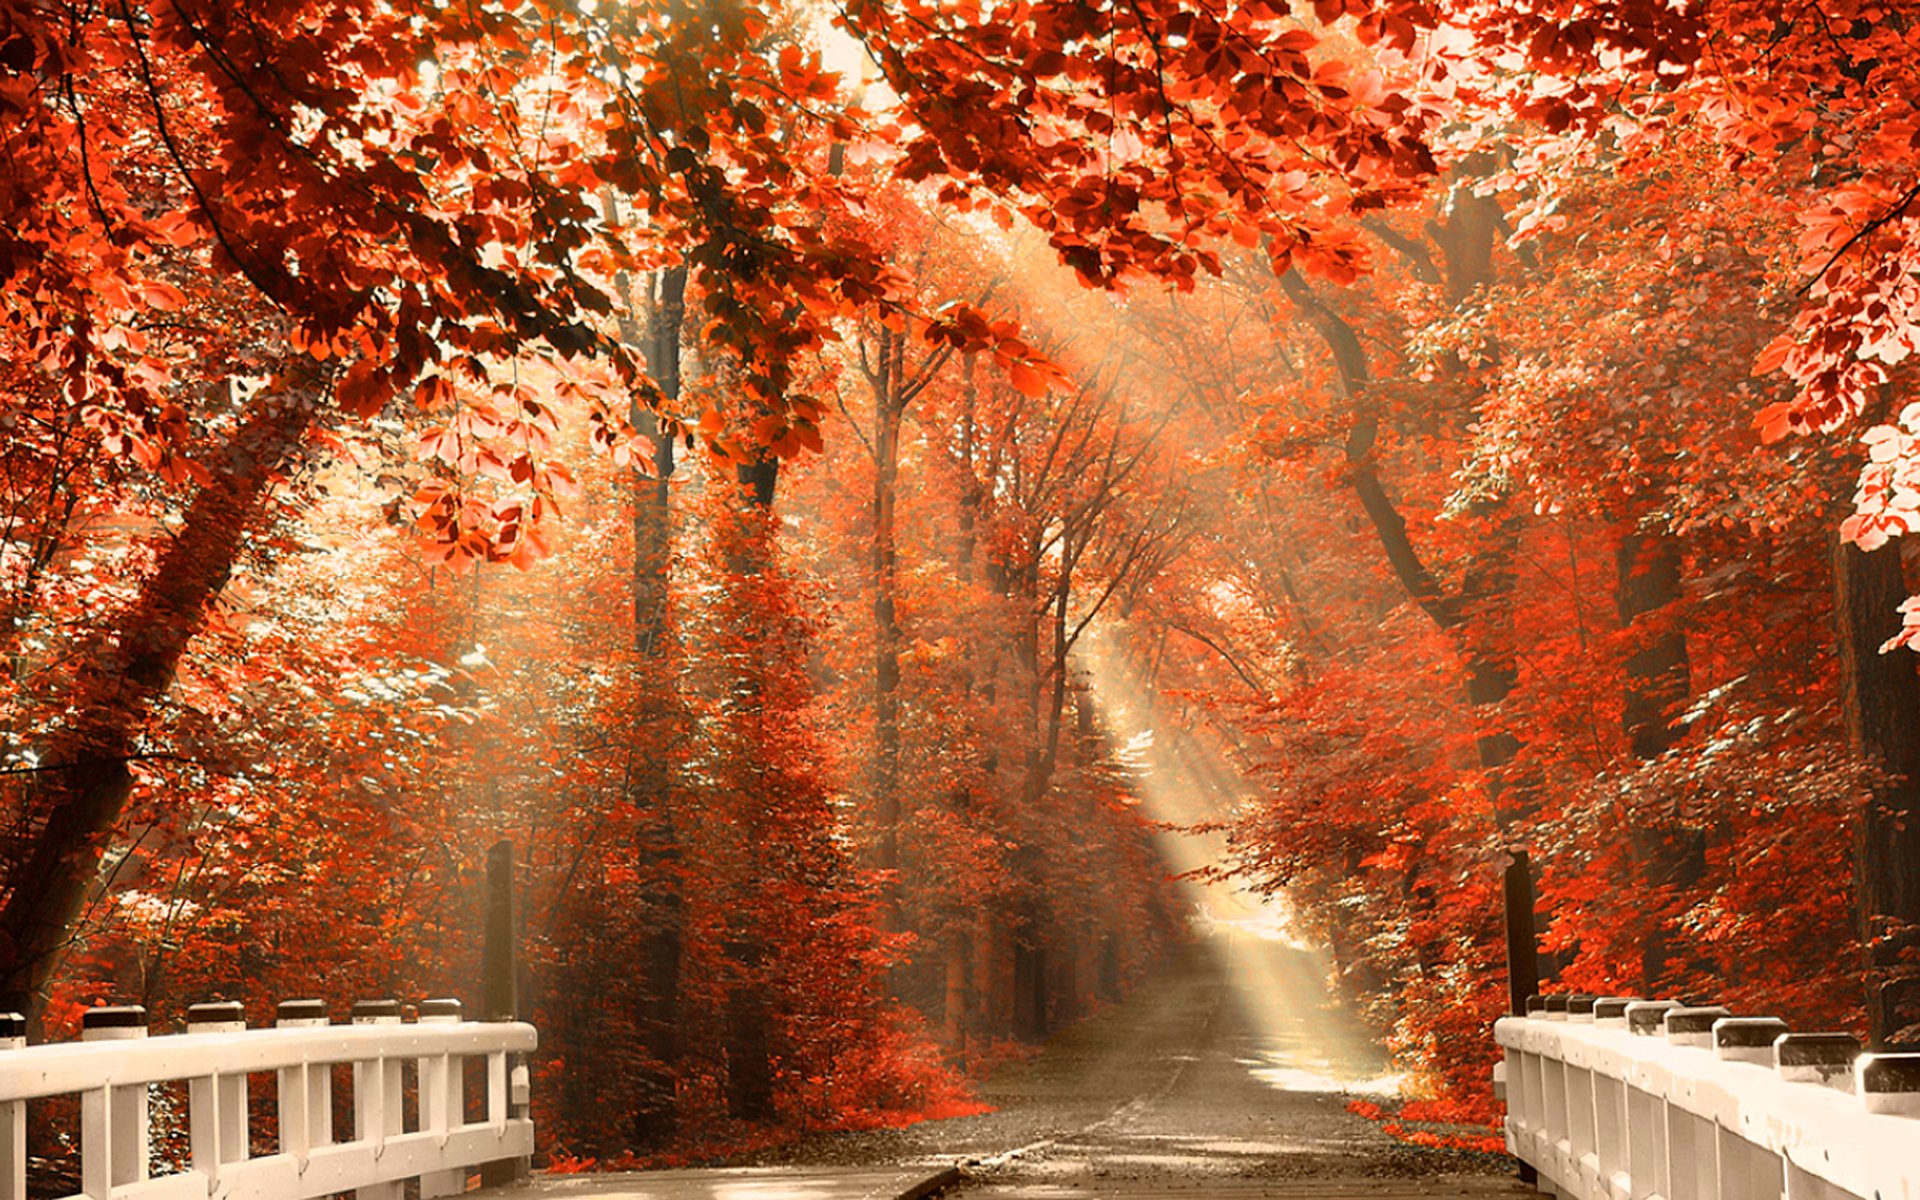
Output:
[{"xmin": 739, "ymin": 937, "xmax": 1530, "ymax": 1198}]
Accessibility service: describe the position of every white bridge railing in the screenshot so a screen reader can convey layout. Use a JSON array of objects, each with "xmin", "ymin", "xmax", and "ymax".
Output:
[
  {"xmin": 0, "ymin": 999, "xmax": 535, "ymax": 1200},
  {"xmin": 1495, "ymin": 994, "xmax": 1920, "ymax": 1200}
]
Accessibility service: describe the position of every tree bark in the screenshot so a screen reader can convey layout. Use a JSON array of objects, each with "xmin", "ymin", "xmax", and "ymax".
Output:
[
  {"xmin": 871, "ymin": 327, "xmax": 906, "ymax": 886},
  {"xmin": 1833, "ymin": 538, "xmax": 1920, "ymax": 1047},
  {"xmin": 625, "ymin": 265, "xmax": 687, "ymax": 1148},
  {"xmin": 1615, "ymin": 529, "xmax": 1701, "ymax": 989},
  {"xmin": 1284, "ymin": 271, "xmax": 1524, "ymax": 796},
  {"xmin": 721, "ymin": 443, "xmax": 780, "ymax": 1115},
  {"xmin": 633, "ymin": 266, "xmax": 685, "ymax": 656},
  {"xmin": 1616, "ymin": 532, "xmax": 1690, "ymax": 758},
  {"xmin": 0, "ymin": 381, "xmax": 320, "ymax": 1018}
]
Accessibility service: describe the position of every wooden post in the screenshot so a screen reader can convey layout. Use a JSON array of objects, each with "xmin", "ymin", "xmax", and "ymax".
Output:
[
  {"xmin": 1501, "ymin": 850, "xmax": 1541, "ymax": 1186},
  {"xmin": 481, "ymin": 841, "xmax": 526, "ymax": 1186},
  {"xmin": 1503, "ymin": 848, "xmax": 1541, "ymax": 1017},
  {"xmin": 482, "ymin": 840, "xmax": 518, "ymax": 1023}
]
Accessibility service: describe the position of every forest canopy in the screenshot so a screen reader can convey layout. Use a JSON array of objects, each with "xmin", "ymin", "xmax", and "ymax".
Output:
[{"xmin": 3, "ymin": 0, "xmax": 1920, "ymax": 1155}]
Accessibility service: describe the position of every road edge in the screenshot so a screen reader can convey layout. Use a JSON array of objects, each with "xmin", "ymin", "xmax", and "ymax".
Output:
[{"xmin": 892, "ymin": 1164, "xmax": 961, "ymax": 1200}]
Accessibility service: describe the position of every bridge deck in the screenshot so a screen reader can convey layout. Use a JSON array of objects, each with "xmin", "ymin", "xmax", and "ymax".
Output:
[
  {"xmin": 490, "ymin": 1165, "xmax": 1533, "ymax": 1200},
  {"xmin": 484, "ymin": 1166, "xmax": 960, "ymax": 1200},
  {"xmin": 491, "ymin": 1165, "xmax": 1533, "ymax": 1199},
  {"xmin": 496, "ymin": 940, "xmax": 1536, "ymax": 1200}
]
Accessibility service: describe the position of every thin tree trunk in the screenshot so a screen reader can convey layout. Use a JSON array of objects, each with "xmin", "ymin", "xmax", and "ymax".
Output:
[
  {"xmin": 872, "ymin": 329, "xmax": 905, "ymax": 886},
  {"xmin": 1023, "ymin": 573, "xmax": 1072, "ymax": 804}
]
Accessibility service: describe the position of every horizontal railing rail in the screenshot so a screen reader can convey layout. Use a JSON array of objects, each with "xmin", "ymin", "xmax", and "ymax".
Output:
[
  {"xmin": 1495, "ymin": 994, "xmax": 1919, "ymax": 1200},
  {"xmin": 0, "ymin": 999, "xmax": 535, "ymax": 1200}
]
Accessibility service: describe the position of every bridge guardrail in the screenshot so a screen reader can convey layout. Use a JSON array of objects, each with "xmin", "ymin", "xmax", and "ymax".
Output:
[
  {"xmin": 1495, "ymin": 994, "xmax": 1919, "ymax": 1200},
  {"xmin": 0, "ymin": 998, "xmax": 534, "ymax": 1200}
]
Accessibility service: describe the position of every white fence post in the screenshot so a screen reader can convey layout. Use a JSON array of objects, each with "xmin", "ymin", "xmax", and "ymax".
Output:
[
  {"xmin": 1, "ymin": 1014, "xmax": 23, "ymax": 1200},
  {"xmin": 1591, "ymin": 996, "xmax": 1636, "ymax": 1198},
  {"xmin": 1713, "ymin": 1018, "xmax": 1790, "ymax": 1200},
  {"xmin": 1858, "ymin": 1054, "xmax": 1920, "ymax": 1116},
  {"xmin": 187, "ymin": 1000, "xmax": 250, "ymax": 1184},
  {"xmin": 275, "ymin": 998, "xmax": 333, "ymax": 1162},
  {"xmin": 80, "ymin": 1005, "xmax": 149, "ymax": 1200},
  {"xmin": 417, "ymin": 999, "xmax": 465, "ymax": 1200},
  {"xmin": 351, "ymin": 1000, "xmax": 405, "ymax": 1200}
]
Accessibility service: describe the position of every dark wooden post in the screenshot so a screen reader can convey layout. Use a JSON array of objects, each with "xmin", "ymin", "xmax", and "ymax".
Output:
[
  {"xmin": 483, "ymin": 840, "xmax": 519, "ymax": 1022},
  {"xmin": 1501, "ymin": 848, "xmax": 1540, "ymax": 1186},
  {"xmin": 481, "ymin": 840, "xmax": 527, "ymax": 1186},
  {"xmin": 1502, "ymin": 848, "xmax": 1541, "ymax": 1017}
]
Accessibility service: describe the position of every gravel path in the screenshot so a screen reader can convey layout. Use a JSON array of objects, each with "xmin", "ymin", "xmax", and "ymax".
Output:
[{"xmin": 727, "ymin": 937, "xmax": 1527, "ymax": 1197}]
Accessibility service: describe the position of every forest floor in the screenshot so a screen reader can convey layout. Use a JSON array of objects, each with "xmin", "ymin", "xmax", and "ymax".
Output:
[{"xmin": 723, "ymin": 937, "xmax": 1531, "ymax": 1197}]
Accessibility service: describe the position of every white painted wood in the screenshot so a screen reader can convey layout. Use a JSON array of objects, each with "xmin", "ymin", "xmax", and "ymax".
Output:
[
  {"xmin": 417, "ymin": 1008, "xmax": 468, "ymax": 1200},
  {"xmin": 2, "ymin": 1033, "xmax": 24, "ymax": 1200},
  {"xmin": 0, "ymin": 1023, "xmax": 535, "ymax": 1100},
  {"xmin": 81, "ymin": 1023, "xmax": 149, "ymax": 1194},
  {"xmin": 82, "ymin": 1084, "xmax": 111, "ymax": 1200},
  {"xmin": 0, "ymin": 1016, "xmax": 535, "ymax": 1200},
  {"xmin": 487, "ymin": 1052, "xmax": 507, "ymax": 1131},
  {"xmin": 1496, "ymin": 1013, "xmax": 1917, "ymax": 1200}
]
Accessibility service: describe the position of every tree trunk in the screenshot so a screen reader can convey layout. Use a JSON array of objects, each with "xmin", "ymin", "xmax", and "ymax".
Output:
[
  {"xmin": 1012, "ymin": 936, "xmax": 1047, "ymax": 1040},
  {"xmin": 872, "ymin": 329, "xmax": 905, "ymax": 888},
  {"xmin": 633, "ymin": 266, "xmax": 685, "ymax": 655},
  {"xmin": 1616, "ymin": 532, "xmax": 1690, "ymax": 758},
  {"xmin": 1023, "ymin": 573, "xmax": 1072, "ymax": 804},
  {"xmin": 1284, "ymin": 272, "xmax": 1525, "ymax": 804},
  {"xmin": 723, "ymin": 937, "xmax": 775, "ymax": 1119},
  {"xmin": 1615, "ymin": 529, "xmax": 1702, "ymax": 990},
  {"xmin": 0, "ymin": 381, "xmax": 320, "ymax": 1019},
  {"xmin": 1833, "ymin": 538, "xmax": 1920, "ymax": 1047},
  {"xmin": 942, "ymin": 933, "xmax": 969, "ymax": 1049},
  {"xmin": 721, "ymin": 449, "xmax": 779, "ymax": 1115},
  {"xmin": 626, "ymin": 265, "xmax": 687, "ymax": 1148}
]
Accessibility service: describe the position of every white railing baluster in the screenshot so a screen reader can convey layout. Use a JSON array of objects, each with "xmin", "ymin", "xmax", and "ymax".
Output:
[
  {"xmin": 487, "ymin": 1049, "xmax": 508, "ymax": 1133},
  {"xmin": 351, "ymin": 1000, "xmax": 405, "ymax": 1200},
  {"xmin": 1502, "ymin": 1040, "xmax": 1527, "ymax": 1159},
  {"xmin": 1625, "ymin": 1079, "xmax": 1658, "ymax": 1200},
  {"xmin": 81, "ymin": 1079, "xmax": 110, "ymax": 1200}
]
